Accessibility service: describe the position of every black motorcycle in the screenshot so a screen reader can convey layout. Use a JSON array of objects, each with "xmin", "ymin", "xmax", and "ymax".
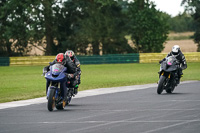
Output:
[{"xmin": 157, "ymin": 56, "xmax": 180, "ymax": 94}]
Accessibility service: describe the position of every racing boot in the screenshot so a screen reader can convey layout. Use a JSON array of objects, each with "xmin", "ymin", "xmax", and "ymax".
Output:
[
  {"xmin": 157, "ymin": 71, "xmax": 161, "ymax": 84},
  {"xmin": 63, "ymin": 96, "xmax": 68, "ymax": 106},
  {"xmin": 74, "ymin": 84, "xmax": 79, "ymax": 95},
  {"xmin": 178, "ymin": 74, "xmax": 183, "ymax": 84},
  {"xmin": 177, "ymin": 76, "xmax": 181, "ymax": 85},
  {"xmin": 177, "ymin": 69, "xmax": 183, "ymax": 84}
]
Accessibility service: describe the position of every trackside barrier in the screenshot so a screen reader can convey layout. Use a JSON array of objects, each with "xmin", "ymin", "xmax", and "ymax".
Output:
[
  {"xmin": 184, "ymin": 52, "xmax": 200, "ymax": 62},
  {"xmin": 10, "ymin": 56, "xmax": 55, "ymax": 66},
  {"xmin": 7, "ymin": 52, "xmax": 200, "ymax": 66},
  {"xmin": 140, "ymin": 52, "xmax": 200, "ymax": 63},
  {"xmin": 10, "ymin": 53, "xmax": 139, "ymax": 66},
  {"xmin": 76, "ymin": 54, "xmax": 139, "ymax": 64},
  {"xmin": 0, "ymin": 57, "xmax": 9, "ymax": 66},
  {"xmin": 140, "ymin": 53, "xmax": 166, "ymax": 63}
]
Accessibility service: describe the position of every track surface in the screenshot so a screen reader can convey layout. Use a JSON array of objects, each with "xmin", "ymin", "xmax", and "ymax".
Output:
[{"xmin": 0, "ymin": 81, "xmax": 200, "ymax": 133}]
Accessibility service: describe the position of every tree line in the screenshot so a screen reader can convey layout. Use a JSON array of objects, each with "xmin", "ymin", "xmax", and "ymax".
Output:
[{"xmin": 0, "ymin": 0, "xmax": 199, "ymax": 57}]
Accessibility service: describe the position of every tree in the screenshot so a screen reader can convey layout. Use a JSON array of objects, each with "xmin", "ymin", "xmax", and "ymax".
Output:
[
  {"xmin": 54, "ymin": 0, "xmax": 90, "ymax": 55},
  {"xmin": 127, "ymin": 0, "xmax": 169, "ymax": 53},
  {"xmin": 182, "ymin": 0, "xmax": 200, "ymax": 51},
  {"xmin": 0, "ymin": 0, "xmax": 32, "ymax": 56},
  {"xmin": 26, "ymin": 0, "xmax": 59, "ymax": 55},
  {"xmin": 1, "ymin": 0, "xmax": 171, "ymax": 56},
  {"xmin": 75, "ymin": 0, "xmax": 134, "ymax": 55},
  {"xmin": 168, "ymin": 12, "xmax": 195, "ymax": 32}
]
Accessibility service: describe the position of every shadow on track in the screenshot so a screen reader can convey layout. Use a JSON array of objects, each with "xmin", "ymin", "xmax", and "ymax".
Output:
[{"xmin": 161, "ymin": 92, "xmax": 192, "ymax": 95}]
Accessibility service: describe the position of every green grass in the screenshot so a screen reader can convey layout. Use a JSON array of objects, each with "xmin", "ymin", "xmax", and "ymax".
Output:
[{"xmin": 0, "ymin": 63, "xmax": 199, "ymax": 103}]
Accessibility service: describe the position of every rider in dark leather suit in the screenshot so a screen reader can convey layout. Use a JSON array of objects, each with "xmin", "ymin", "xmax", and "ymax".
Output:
[{"xmin": 159, "ymin": 45, "xmax": 187, "ymax": 84}]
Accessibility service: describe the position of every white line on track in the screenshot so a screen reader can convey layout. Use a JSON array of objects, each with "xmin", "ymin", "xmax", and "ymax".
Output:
[
  {"xmin": 141, "ymin": 120, "xmax": 200, "ymax": 133},
  {"xmin": 2, "ymin": 119, "xmax": 200, "ymax": 125},
  {"xmin": 39, "ymin": 119, "xmax": 200, "ymax": 124},
  {"xmin": 0, "ymin": 81, "xmax": 198, "ymax": 110}
]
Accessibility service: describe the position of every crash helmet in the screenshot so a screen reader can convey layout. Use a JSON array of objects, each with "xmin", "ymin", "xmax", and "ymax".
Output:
[
  {"xmin": 65, "ymin": 50, "xmax": 75, "ymax": 60},
  {"xmin": 172, "ymin": 45, "xmax": 180, "ymax": 55},
  {"xmin": 55, "ymin": 53, "xmax": 66, "ymax": 65}
]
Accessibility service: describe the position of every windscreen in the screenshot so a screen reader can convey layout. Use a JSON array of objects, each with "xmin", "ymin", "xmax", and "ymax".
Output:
[
  {"xmin": 52, "ymin": 64, "xmax": 64, "ymax": 73},
  {"xmin": 167, "ymin": 56, "xmax": 175, "ymax": 66}
]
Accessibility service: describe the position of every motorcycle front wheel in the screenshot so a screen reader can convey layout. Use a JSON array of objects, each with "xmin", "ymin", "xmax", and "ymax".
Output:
[
  {"xmin": 157, "ymin": 75, "xmax": 166, "ymax": 94},
  {"xmin": 47, "ymin": 89, "xmax": 55, "ymax": 111}
]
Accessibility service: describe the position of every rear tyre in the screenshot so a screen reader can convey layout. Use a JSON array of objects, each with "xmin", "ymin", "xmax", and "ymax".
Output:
[
  {"xmin": 48, "ymin": 89, "xmax": 55, "ymax": 111},
  {"xmin": 166, "ymin": 85, "xmax": 175, "ymax": 93},
  {"xmin": 166, "ymin": 88, "xmax": 172, "ymax": 93},
  {"xmin": 66, "ymin": 97, "xmax": 72, "ymax": 105},
  {"xmin": 56, "ymin": 102, "xmax": 65, "ymax": 110},
  {"xmin": 157, "ymin": 75, "xmax": 166, "ymax": 94}
]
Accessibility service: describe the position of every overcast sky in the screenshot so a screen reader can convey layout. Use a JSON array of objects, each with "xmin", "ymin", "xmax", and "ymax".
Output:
[{"xmin": 150, "ymin": 0, "xmax": 185, "ymax": 17}]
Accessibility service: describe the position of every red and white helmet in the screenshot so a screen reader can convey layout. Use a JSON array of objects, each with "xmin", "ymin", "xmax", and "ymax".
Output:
[
  {"xmin": 65, "ymin": 50, "xmax": 75, "ymax": 60},
  {"xmin": 55, "ymin": 53, "xmax": 66, "ymax": 64}
]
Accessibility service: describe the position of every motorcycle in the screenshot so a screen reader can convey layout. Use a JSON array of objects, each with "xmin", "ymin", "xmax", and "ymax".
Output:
[
  {"xmin": 157, "ymin": 56, "xmax": 180, "ymax": 94},
  {"xmin": 44, "ymin": 63, "xmax": 74, "ymax": 111}
]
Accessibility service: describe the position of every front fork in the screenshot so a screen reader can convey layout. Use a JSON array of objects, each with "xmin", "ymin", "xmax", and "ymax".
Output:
[
  {"xmin": 160, "ymin": 71, "xmax": 171, "ymax": 89},
  {"xmin": 47, "ymin": 82, "xmax": 60, "ymax": 99},
  {"xmin": 161, "ymin": 72, "xmax": 171, "ymax": 79}
]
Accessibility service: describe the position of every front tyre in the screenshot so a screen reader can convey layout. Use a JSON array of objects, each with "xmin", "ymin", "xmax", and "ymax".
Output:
[
  {"xmin": 48, "ymin": 89, "xmax": 55, "ymax": 111},
  {"xmin": 157, "ymin": 75, "xmax": 166, "ymax": 94}
]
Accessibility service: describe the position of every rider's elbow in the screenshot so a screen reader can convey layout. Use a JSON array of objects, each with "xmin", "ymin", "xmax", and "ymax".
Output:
[{"xmin": 181, "ymin": 64, "xmax": 187, "ymax": 70}]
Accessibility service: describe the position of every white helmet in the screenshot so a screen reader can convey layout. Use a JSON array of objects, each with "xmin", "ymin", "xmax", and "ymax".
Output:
[{"xmin": 172, "ymin": 45, "xmax": 180, "ymax": 55}]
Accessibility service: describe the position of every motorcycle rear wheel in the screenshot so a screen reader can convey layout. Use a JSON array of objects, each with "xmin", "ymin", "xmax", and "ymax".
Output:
[
  {"xmin": 166, "ymin": 85, "xmax": 175, "ymax": 93},
  {"xmin": 47, "ymin": 89, "xmax": 55, "ymax": 111},
  {"xmin": 66, "ymin": 96, "xmax": 72, "ymax": 105},
  {"xmin": 157, "ymin": 75, "xmax": 166, "ymax": 94},
  {"xmin": 56, "ymin": 102, "xmax": 65, "ymax": 110}
]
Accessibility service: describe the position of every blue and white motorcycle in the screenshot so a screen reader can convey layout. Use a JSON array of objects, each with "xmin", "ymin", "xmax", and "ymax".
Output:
[{"xmin": 44, "ymin": 63, "xmax": 73, "ymax": 111}]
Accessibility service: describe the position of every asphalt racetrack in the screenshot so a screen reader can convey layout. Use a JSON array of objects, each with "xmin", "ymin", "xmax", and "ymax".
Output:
[{"xmin": 0, "ymin": 81, "xmax": 200, "ymax": 133}]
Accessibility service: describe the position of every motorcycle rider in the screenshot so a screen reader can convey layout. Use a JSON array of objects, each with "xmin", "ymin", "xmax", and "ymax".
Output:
[
  {"xmin": 65, "ymin": 50, "xmax": 81, "ymax": 95},
  {"xmin": 43, "ymin": 53, "xmax": 76, "ymax": 100},
  {"xmin": 159, "ymin": 45, "xmax": 187, "ymax": 84}
]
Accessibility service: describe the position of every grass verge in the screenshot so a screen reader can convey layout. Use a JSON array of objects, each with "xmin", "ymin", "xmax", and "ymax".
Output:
[{"xmin": 0, "ymin": 63, "xmax": 199, "ymax": 103}]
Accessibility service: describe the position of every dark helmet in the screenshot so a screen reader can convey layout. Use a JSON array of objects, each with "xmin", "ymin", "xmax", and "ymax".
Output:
[
  {"xmin": 172, "ymin": 45, "xmax": 180, "ymax": 55},
  {"xmin": 55, "ymin": 53, "xmax": 66, "ymax": 65},
  {"xmin": 65, "ymin": 50, "xmax": 75, "ymax": 60}
]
